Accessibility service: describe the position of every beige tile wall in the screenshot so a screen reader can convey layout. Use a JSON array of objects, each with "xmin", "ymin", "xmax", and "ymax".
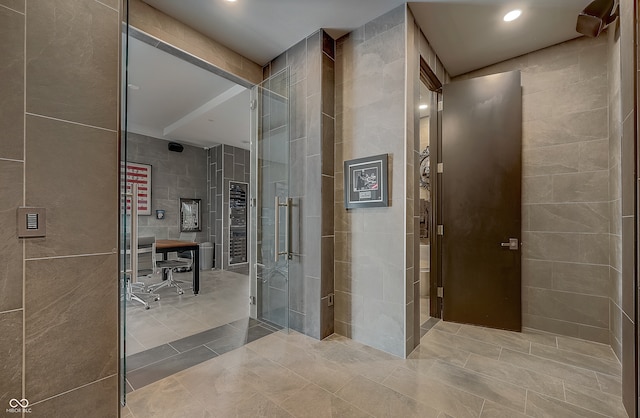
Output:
[
  {"xmin": 459, "ymin": 35, "xmax": 611, "ymax": 344},
  {"xmin": 0, "ymin": 0, "xmax": 120, "ymax": 416},
  {"xmin": 335, "ymin": 5, "xmax": 412, "ymax": 357},
  {"xmin": 615, "ymin": 0, "xmax": 638, "ymax": 415}
]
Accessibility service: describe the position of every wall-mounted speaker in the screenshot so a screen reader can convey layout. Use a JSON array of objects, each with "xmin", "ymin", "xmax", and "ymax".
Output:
[{"xmin": 168, "ymin": 142, "xmax": 184, "ymax": 152}]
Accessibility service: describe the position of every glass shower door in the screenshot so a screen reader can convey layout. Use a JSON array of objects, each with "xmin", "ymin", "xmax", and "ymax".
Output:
[{"xmin": 250, "ymin": 68, "xmax": 291, "ymax": 329}]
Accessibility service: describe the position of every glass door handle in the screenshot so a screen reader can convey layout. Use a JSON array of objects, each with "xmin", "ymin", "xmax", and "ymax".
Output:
[
  {"xmin": 274, "ymin": 197, "xmax": 291, "ymax": 261},
  {"xmin": 274, "ymin": 196, "xmax": 292, "ymax": 261}
]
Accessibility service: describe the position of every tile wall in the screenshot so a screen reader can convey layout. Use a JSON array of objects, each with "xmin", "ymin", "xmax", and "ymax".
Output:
[
  {"xmin": 335, "ymin": 5, "xmax": 413, "ymax": 357},
  {"xmin": 127, "ymin": 133, "xmax": 209, "ymax": 243},
  {"xmin": 458, "ymin": 35, "xmax": 612, "ymax": 344},
  {"xmin": 615, "ymin": 0, "xmax": 638, "ymax": 415},
  {"xmin": 208, "ymin": 144, "xmax": 250, "ymax": 272},
  {"xmin": 263, "ymin": 30, "xmax": 336, "ymax": 339},
  {"xmin": 0, "ymin": 0, "xmax": 120, "ymax": 415}
]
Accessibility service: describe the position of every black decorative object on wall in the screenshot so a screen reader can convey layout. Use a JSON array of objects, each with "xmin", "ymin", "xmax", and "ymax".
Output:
[
  {"xmin": 419, "ymin": 146, "xmax": 430, "ymax": 191},
  {"xmin": 344, "ymin": 154, "xmax": 389, "ymax": 209}
]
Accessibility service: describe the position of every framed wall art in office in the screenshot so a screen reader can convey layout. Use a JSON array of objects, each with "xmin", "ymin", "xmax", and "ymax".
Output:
[
  {"xmin": 344, "ymin": 154, "xmax": 389, "ymax": 209},
  {"xmin": 123, "ymin": 162, "xmax": 152, "ymax": 215},
  {"xmin": 180, "ymin": 198, "xmax": 201, "ymax": 232}
]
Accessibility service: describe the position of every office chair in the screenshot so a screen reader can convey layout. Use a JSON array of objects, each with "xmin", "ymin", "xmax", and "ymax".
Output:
[
  {"xmin": 148, "ymin": 242, "xmax": 192, "ymax": 295},
  {"xmin": 174, "ymin": 232, "xmax": 197, "ymax": 272},
  {"xmin": 125, "ymin": 236, "xmax": 160, "ymax": 309}
]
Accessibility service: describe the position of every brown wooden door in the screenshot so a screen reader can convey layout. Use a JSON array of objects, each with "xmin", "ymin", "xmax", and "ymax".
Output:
[{"xmin": 441, "ymin": 71, "xmax": 522, "ymax": 331}]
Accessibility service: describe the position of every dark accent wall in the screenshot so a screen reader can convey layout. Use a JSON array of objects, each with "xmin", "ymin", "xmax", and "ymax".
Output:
[
  {"xmin": 0, "ymin": 0, "xmax": 120, "ymax": 415},
  {"xmin": 208, "ymin": 144, "xmax": 250, "ymax": 273},
  {"xmin": 127, "ymin": 133, "xmax": 209, "ymax": 244}
]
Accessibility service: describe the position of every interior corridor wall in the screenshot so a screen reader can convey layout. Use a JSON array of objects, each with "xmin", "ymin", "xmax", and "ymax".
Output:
[
  {"xmin": 457, "ymin": 35, "xmax": 612, "ymax": 344},
  {"xmin": 262, "ymin": 29, "xmax": 336, "ymax": 339},
  {"xmin": 335, "ymin": 5, "xmax": 414, "ymax": 357},
  {"xmin": 0, "ymin": 0, "xmax": 120, "ymax": 415},
  {"xmin": 127, "ymin": 133, "xmax": 209, "ymax": 244}
]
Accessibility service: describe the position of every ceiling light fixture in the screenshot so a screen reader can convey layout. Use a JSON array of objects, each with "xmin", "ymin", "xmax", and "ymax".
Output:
[
  {"xmin": 127, "ymin": 83, "xmax": 140, "ymax": 90},
  {"xmin": 225, "ymin": 0, "xmax": 237, "ymax": 2},
  {"xmin": 503, "ymin": 9, "xmax": 522, "ymax": 22},
  {"xmin": 419, "ymin": 104, "xmax": 428, "ymax": 110}
]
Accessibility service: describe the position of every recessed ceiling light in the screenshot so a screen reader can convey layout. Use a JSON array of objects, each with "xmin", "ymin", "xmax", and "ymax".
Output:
[
  {"xmin": 419, "ymin": 104, "xmax": 428, "ymax": 110},
  {"xmin": 225, "ymin": 0, "xmax": 237, "ymax": 2},
  {"xmin": 127, "ymin": 84, "xmax": 140, "ymax": 90},
  {"xmin": 503, "ymin": 9, "xmax": 522, "ymax": 22}
]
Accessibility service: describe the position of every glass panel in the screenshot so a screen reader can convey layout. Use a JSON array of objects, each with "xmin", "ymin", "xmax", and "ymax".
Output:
[
  {"xmin": 119, "ymin": 1, "xmax": 130, "ymax": 406},
  {"xmin": 250, "ymin": 68, "xmax": 290, "ymax": 329}
]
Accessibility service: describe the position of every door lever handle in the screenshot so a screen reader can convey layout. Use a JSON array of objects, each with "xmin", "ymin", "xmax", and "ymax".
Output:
[{"xmin": 500, "ymin": 238, "xmax": 519, "ymax": 250}]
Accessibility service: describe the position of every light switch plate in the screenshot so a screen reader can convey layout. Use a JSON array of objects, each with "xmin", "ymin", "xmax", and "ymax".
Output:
[{"xmin": 17, "ymin": 207, "xmax": 46, "ymax": 238}]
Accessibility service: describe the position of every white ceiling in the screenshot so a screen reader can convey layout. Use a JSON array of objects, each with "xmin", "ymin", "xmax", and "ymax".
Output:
[
  {"xmin": 409, "ymin": 0, "xmax": 593, "ymax": 76},
  {"xmin": 126, "ymin": 36, "xmax": 251, "ymax": 150},
  {"xmin": 128, "ymin": 0, "xmax": 595, "ymax": 148}
]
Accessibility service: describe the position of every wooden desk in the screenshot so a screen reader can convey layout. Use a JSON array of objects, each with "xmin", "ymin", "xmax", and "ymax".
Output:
[{"xmin": 156, "ymin": 240, "xmax": 200, "ymax": 295}]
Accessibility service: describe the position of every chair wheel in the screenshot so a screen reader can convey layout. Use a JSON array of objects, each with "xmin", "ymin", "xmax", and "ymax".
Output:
[
  {"xmin": 145, "ymin": 305, "xmax": 150, "ymax": 310},
  {"xmin": 178, "ymin": 290, "xmax": 184, "ymax": 295},
  {"xmin": 154, "ymin": 297, "xmax": 160, "ymax": 301}
]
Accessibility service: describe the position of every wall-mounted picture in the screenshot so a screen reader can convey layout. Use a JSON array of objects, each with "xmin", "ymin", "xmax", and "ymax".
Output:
[
  {"xmin": 344, "ymin": 154, "xmax": 389, "ymax": 208},
  {"xmin": 180, "ymin": 198, "xmax": 202, "ymax": 232},
  {"xmin": 123, "ymin": 162, "xmax": 152, "ymax": 215}
]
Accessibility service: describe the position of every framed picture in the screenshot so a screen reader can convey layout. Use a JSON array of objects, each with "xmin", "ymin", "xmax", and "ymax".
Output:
[
  {"xmin": 180, "ymin": 198, "xmax": 202, "ymax": 232},
  {"xmin": 344, "ymin": 154, "xmax": 389, "ymax": 208},
  {"xmin": 123, "ymin": 162, "xmax": 152, "ymax": 215}
]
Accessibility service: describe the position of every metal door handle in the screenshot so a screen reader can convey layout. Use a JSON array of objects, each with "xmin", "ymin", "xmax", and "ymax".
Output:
[
  {"xmin": 500, "ymin": 238, "xmax": 519, "ymax": 250},
  {"xmin": 274, "ymin": 196, "xmax": 291, "ymax": 261}
]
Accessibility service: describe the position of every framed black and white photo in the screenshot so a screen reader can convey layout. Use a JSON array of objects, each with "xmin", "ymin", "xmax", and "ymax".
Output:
[
  {"xmin": 344, "ymin": 154, "xmax": 389, "ymax": 209},
  {"xmin": 180, "ymin": 198, "xmax": 202, "ymax": 232}
]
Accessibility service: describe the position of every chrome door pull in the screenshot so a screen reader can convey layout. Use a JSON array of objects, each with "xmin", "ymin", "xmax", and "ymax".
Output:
[
  {"xmin": 500, "ymin": 238, "xmax": 519, "ymax": 250},
  {"xmin": 274, "ymin": 196, "xmax": 291, "ymax": 261}
]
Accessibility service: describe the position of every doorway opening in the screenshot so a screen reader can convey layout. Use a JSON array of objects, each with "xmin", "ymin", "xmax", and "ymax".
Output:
[{"xmin": 119, "ymin": 24, "xmax": 290, "ymax": 404}]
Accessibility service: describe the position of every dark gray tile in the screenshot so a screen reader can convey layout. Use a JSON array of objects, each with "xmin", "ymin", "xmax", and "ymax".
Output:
[
  {"xmin": 25, "ymin": 255, "xmax": 118, "ymax": 403},
  {"xmin": 25, "ymin": 116, "xmax": 118, "ymax": 258},
  {"xmin": 621, "ymin": 114, "xmax": 634, "ymax": 216},
  {"xmin": 245, "ymin": 324, "xmax": 275, "ymax": 343},
  {"xmin": 127, "ymin": 345, "xmax": 218, "ymax": 391},
  {"xmin": 26, "ymin": 0, "xmax": 118, "ymax": 129},
  {"xmin": 321, "ymin": 114, "xmax": 335, "ymax": 175},
  {"xmin": 0, "ymin": 0, "xmax": 24, "ymax": 13},
  {"xmin": 621, "ymin": 217, "xmax": 634, "ymax": 317},
  {"xmin": 421, "ymin": 317, "xmax": 439, "ymax": 333},
  {"xmin": 126, "ymin": 344, "xmax": 179, "ymax": 372},
  {"xmin": 321, "ymin": 236, "xmax": 335, "ymax": 297},
  {"xmin": 0, "ymin": 160, "xmax": 23, "ymax": 312},
  {"xmin": 621, "ymin": 313, "xmax": 636, "ymax": 417},
  {"xmin": 320, "ymin": 299, "xmax": 334, "ymax": 339},
  {"xmin": 322, "ymin": 30, "xmax": 335, "ymax": 60},
  {"xmin": 33, "ymin": 375, "xmax": 118, "ymax": 418},
  {"xmin": 322, "ymin": 54, "xmax": 335, "ymax": 117},
  {"xmin": 321, "ymin": 176, "xmax": 334, "ymax": 236},
  {"xmin": 0, "ymin": 311, "xmax": 22, "ymax": 408},
  {"xmin": 0, "ymin": 5, "xmax": 24, "ymax": 161},
  {"xmin": 204, "ymin": 332, "xmax": 247, "ymax": 355},
  {"xmin": 228, "ymin": 317, "xmax": 262, "ymax": 331}
]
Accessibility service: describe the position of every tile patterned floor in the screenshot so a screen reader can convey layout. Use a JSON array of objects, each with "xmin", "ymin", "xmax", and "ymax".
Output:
[
  {"xmin": 126, "ymin": 270, "xmax": 251, "ymax": 355},
  {"xmin": 123, "ymin": 320, "xmax": 627, "ymax": 418}
]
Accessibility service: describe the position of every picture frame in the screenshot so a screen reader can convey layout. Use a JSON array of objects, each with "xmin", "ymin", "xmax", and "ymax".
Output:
[
  {"xmin": 123, "ymin": 162, "xmax": 152, "ymax": 215},
  {"xmin": 344, "ymin": 154, "xmax": 389, "ymax": 209},
  {"xmin": 180, "ymin": 198, "xmax": 202, "ymax": 232}
]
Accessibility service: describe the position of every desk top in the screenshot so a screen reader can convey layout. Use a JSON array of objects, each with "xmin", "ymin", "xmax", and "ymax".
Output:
[{"xmin": 156, "ymin": 239, "xmax": 199, "ymax": 250}]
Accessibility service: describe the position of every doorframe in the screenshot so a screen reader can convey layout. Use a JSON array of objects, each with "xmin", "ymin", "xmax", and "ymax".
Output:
[{"xmin": 418, "ymin": 57, "xmax": 443, "ymax": 319}]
